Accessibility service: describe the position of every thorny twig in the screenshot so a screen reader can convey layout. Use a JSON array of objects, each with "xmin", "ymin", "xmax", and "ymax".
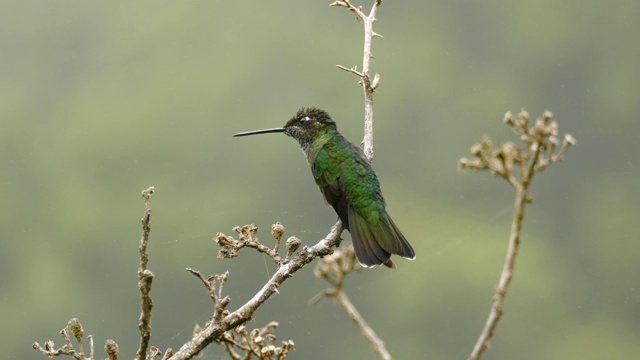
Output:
[
  {"xmin": 331, "ymin": 0, "xmax": 383, "ymax": 161},
  {"xmin": 459, "ymin": 110, "xmax": 576, "ymax": 360}
]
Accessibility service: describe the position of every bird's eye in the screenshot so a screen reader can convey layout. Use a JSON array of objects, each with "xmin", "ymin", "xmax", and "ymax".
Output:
[{"xmin": 299, "ymin": 116, "xmax": 311, "ymax": 124}]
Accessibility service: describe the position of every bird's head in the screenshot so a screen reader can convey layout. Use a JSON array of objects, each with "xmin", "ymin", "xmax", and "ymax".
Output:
[
  {"xmin": 282, "ymin": 107, "xmax": 337, "ymax": 145},
  {"xmin": 234, "ymin": 107, "xmax": 337, "ymax": 149}
]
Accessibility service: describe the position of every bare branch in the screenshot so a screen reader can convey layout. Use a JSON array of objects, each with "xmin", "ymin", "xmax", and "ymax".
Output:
[
  {"xmin": 136, "ymin": 186, "xmax": 155, "ymax": 360},
  {"xmin": 460, "ymin": 111, "xmax": 575, "ymax": 360},
  {"xmin": 186, "ymin": 268, "xmax": 231, "ymax": 320},
  {"xmin": 169, "ymin": 221, "xmax": 344, "ymax": 359},
  {"xmin": 334, "ymin": 290, "xmax": 390, "ymax": 360}
]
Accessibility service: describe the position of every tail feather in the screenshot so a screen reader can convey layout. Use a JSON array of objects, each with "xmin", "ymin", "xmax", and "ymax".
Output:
[
  {"xmin": 387, "ymin": 216, "xmax": 416, "ymax": 260},
  {"xmin": 347, "ymin": 206, "xmax": 415, "ymax": 267},
  {"xmin": 349, "ymin": 210, "xmax": 390, "ymax": 267}
]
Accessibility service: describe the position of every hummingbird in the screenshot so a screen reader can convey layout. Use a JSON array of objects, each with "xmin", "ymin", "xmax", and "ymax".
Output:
[{"xmin": 233, "ymin": 107, "xmax": 415, "ymax": 268}]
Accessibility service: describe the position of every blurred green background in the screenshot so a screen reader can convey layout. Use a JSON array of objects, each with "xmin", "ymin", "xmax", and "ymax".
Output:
[{"xmin": 1, "ymin": 1, "xmax": 638, "ymax": 359}]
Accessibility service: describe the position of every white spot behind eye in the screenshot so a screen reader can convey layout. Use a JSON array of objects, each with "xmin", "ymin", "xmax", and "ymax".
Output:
[{"xmin": 300, "ymin": 116, "xmax": 311, "ymax": 123}]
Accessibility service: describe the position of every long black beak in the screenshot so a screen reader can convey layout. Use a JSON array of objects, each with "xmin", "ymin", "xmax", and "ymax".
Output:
[{"xmin": 233, "ymin": 128, "xmax": 286, "ymax": 137}]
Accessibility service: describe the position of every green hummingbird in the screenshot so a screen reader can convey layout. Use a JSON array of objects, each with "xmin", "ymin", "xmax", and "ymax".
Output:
[{"xmin": 234, "ymin": 107, "xmax": 415, "ymax": 268}]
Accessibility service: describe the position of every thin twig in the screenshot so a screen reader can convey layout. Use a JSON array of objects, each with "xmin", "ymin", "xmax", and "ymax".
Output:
[
  {"xmin": 136, "ymin": 186, "xmax": 155, "ymax": 360},
  {"xmin": 312, "ymin": 245, "xmax": 391, "ymax": 360},
  {"xmin": 336, "ymin": 64, "xmax": 365, "ymax": 77},
  {"xmin": 468, "ymin": 141, "xmax": 542, "ymax": 358},
  {"xmin": 467, "ymin": 181, "xmax": 528, "ymax": 360},
  {"xmin": 334, "ymin": 289, "xmax": 391, "ymax": 360},
  {"xmin": 186, "ymin": 268, "xmax": 231, "ymax": 320}
]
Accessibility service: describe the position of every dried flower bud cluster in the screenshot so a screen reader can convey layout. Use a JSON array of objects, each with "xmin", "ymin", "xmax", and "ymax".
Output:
[
  {"xmin": 313, "ymin": 245, "xmax": 360, "ymax": 288},
  {"xmin": 459, "ymin": 110, "xmax": 576, "ymax": 190},
  {"xmin": 213, "ymin": 232, "xmax": 241, "ymax": 259},
  {"xmin": 217, "ymin": 322, "xmax": 295, "ymax": 359},
  {"xmin": 34, "ymin": 317, "xmax": 116, "ymax": 359},
  {"xmin": 213, "ymin": 223, "xmax": 301, "ymax": 266},
  {"xmin": 234, "ymin": 224, "xmax": 259, "ymax": 241}
]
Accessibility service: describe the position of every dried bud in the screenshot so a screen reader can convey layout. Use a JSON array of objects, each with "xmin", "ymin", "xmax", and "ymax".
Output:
[
  {"xmin": 564, "ymin": 133, "xmax": 577, "ymax": 145},
  {"xmin": 59, "ymin": 327, "xmax": 70, "ymax": 341},
  {"xmin": 67, "ymin": 318, "xmax": 83, "ymax": 343},
  {"xmin": 193, "ymin": 323, "xmax": 202, "ymax": 337},
  {"xmin": 533, "ymin": 118, "xmax": 546, "ymax": 135},
  {"xmin": 162, "ymin": 348, "xmax": 174, "ymax": 360},
  {"xmin": 470, "ymin": 143, "xmax": 482, "ymax": 156},
  {"xmin": 529, "ymin": 141, "xmax": 540, "ymax": 152},
  {"xmin": 213, "ymin": 232, "xmax": 235, "ymax": 247},
  {"xmin": 44, "ymin": 340, "xmax": 55, "ymax": 351},
  {"xmin": 254, "ymin": 335, "xmax": 264, "ymax": 345},
  {"xmin": 250, "ymin": 328, "xmax": 261, "ymax": 344},
  {"xmin": 217, "ymin": 246, "xmax": 238, "ymax": 259},
  {"xmin": 262, "ymin": 345, "xmax": 277, "ymax": 355},
  {"xmin": 235, "ymin": 224, "xmax": 258, "ymax": 240},
  {"xmin": 457, "ymin": 158, "xmax": 469, "ymax": 171},
  {"xmin": 503, "ymin": 111, "xmax": 514, "ymax": 125},
  {"xmin": 371, "ymin": 73, "xmax": 381, "ymax": 90},
  {"xmin": 104, "ymin": 339, "xmax": 119, "ymax": 360},
  {"xmin": 150, "ymin": 346, "xmax": 162, "ymax": 359},
  {"xmin": 286, "ymin": 237, "xmax": 301, "ymax": 253},
  {"xmin": 548, "ymin": 120, "xmax": 558, "ymax": 137},
  {"xmin": 518, "ymin": 109, "xmax": 530, "ymax": 123},
  {"xmin": 480, "ymin": 136, "xmax": 492, "ymax": 150},
  {"xmin": 520, "ymin": 133, "xmax": 533, "ymax": 144},
  {"xmin": 558, "ymin": 133, "xmax": 577, "ymax": 159},
  {"xmin": 502, "ymin": 142, "xmax": 515, "ymax": 155},
  {"xmin": 271, "ymin": 222, "xmax": 285, "ymax": 242}
]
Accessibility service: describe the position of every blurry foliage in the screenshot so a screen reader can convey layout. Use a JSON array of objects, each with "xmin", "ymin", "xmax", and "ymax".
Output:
[{"xmin": 1, "ymin": 0, "xmax": 639, "ymax": 359}]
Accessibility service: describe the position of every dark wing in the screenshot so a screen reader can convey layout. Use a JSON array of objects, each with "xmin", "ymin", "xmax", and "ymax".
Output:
[
  {"xmin": 312, "ymin": 145, "xmax": 349, "ymax": 225},
  {"xmin": 312, "ymin": 138, "xmax": 415, "ymax": 267}
]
